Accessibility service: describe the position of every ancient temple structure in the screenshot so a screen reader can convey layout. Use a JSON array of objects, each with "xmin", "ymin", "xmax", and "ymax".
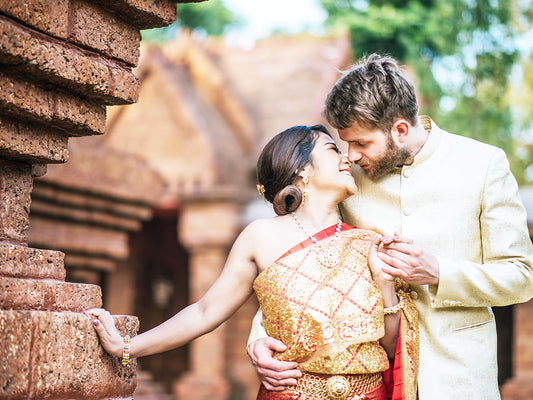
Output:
[
  {"xmin": 2, "ymin": 1, "xmax": 532, "ymax": 398},
  {"xmin": 0, "ymin": 1, "xmax": 202, "ymax": 399}
]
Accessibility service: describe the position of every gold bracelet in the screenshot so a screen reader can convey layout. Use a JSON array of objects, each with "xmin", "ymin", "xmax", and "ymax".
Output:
[
  {"xmin": 383, "ymin": 302, "xmax": 402, "ymax": 315},
  {"xmin": 122, "ymin": 335, "xmax": 131, "ymax": 365}
]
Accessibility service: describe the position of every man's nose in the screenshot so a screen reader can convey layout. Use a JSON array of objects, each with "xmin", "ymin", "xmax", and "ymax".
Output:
[{"xmin": 347, "ymin": 147, "xmax": 362, "ymax": 162}]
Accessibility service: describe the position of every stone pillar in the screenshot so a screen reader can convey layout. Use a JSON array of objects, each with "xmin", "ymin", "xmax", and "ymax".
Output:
[
  {"xmin": 501, "ymin": 299, "xmax": 533, "ymax": 400},
  {"xmin": 0, "ymin": 1, "xmax": 193, "ymax": 399},
  {"xmin": 174, "ymin": 196, "xmax": 242, "ymax": 400}
]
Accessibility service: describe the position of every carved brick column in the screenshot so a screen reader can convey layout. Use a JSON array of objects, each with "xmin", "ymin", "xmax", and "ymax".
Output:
[
  {"xmin": 501, "ymin": 300, "xmax": 533, "ymax": 400},
  {"xmin": 0, "ymin": 1, "xmax": 189, "ymax": 399},
  {"xmin": 174, "ymin": 195, "xmax": 243, "ymax": 400}
]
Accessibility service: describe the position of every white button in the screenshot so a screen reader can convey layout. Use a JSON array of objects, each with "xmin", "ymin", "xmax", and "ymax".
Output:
[
  {"xmin": 403, "ymin": 168, "xmax": 412, "ymax": 178},
  {"xmin": 443, "ymin": 300, "xmax": 451, "ymax": 306},
  {"xmin": 410, "ymin": 290, "xmax": 419, "ymax": 300},
  {"xmin": 403, "ymin": 208, "xmax": 412, "ymax": 216}
]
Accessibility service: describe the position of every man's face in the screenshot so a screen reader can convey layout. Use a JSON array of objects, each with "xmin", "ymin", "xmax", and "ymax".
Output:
[{"xmin": 338, "ymin": 122, "xmax": 411, "ymax": 181}]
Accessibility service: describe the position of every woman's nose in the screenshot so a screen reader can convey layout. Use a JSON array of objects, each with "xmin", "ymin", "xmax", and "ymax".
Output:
[{"xmin": 341, "ymin": 154, "xmax": 352, "ymax": 166}]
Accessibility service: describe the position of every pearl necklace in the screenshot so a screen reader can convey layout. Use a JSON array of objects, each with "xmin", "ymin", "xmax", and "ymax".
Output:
[{"xmin": 291, "ymin": 212, "xmax": 344, "ymax": 268}]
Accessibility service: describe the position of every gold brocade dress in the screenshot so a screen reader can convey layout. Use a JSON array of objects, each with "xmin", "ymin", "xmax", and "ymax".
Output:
[{"xmin": 253, "ymin": 224, "xmax": 419, "ymax": 400}]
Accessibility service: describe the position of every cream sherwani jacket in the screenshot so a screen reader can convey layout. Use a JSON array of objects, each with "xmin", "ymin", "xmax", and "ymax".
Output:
[
  {"xmin": 248, "ymin": 117, "xmax": 533, "ymax": 399},
  {"xmin": 337, "ymin": 117, "xmax": 533, "ymax": 399}
]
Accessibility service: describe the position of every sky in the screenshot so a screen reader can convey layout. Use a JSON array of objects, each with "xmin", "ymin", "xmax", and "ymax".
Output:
[{"xmin": 221, "ymin": 0, "xmax": 327, "ymax": 47}]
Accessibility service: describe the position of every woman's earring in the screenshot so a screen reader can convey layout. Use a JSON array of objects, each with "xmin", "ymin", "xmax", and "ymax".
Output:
[{"xmin": 302, "ymin": 176, "xmax": 310, "ymax": 207}]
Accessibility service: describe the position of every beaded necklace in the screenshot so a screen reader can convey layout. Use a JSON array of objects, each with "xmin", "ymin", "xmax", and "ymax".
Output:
[{"xmin": 291, "ymin": 212, "xmax": 344, "ymax": 268}]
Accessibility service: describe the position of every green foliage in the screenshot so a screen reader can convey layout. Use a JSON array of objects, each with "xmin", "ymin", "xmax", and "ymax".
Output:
[
  {"xmin": 141, "ymin": 0, "xmax": 240, "ymax": 42},
  {"xmin": 320, "ymin": 0, "xmax": 533, "ymax": 183}
]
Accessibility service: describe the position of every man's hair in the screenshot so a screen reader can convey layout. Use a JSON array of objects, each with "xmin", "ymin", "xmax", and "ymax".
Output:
[{"xmin": 323, "ymin": 54, "xmax": 419, "ymax": 132}]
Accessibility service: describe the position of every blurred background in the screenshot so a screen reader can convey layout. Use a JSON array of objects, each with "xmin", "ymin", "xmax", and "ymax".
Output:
[{"xmin": 27, "ymin": 1, "xmax": 533, "ymax": 399}]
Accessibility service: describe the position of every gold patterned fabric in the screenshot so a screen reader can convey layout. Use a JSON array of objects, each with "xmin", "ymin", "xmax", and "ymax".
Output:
[{"xmin": 254, "ymin": 226, "xmax": 391, "ymax": 374}]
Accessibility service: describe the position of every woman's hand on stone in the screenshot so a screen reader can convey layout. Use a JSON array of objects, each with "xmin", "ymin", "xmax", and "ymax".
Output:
[{"xmin": 86, "ymin": 308, "xmax": 124, "ymax": 357}]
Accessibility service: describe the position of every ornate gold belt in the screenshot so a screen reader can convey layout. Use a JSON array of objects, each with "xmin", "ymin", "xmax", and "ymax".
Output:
[{"xmin": 286, "ymin": 371, "xmax": 383, "ymax": 400}]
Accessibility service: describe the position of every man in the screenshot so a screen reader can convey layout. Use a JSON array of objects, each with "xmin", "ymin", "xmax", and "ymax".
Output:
[{"xmin": 247, "ymin": 54, "xmax": 533, "ymax": 399}]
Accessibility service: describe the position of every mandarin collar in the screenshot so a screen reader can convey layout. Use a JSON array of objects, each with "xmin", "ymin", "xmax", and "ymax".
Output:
[{"xmin": 409, "ymin": 115, "xmax": 442, "ymax": 167}]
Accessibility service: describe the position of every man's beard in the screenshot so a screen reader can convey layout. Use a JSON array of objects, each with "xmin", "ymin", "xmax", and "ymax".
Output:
[{"xmin": 362, "ymin": 134, "xmax": 411, "ymax": 181}]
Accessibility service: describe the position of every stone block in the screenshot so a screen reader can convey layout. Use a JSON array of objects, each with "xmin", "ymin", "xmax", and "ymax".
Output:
[
  {"xmin": 0, "ymin": 310, "xmax": 32, "ymax": 399},
  {"xmin": 30, "ymin": 312, "xmax": 138, "ymax": 399},
  {"xmin": 71, "ymin": 0, "xmax": 140, "ymax": 66},
  {"xmin": 0, "ymin": 310, "xmax": 139, "ymax": 399},
  {"xmin": 0, "ymin": 71, "xmax": 106, "ymax": 136},
  {"xmin": 0, "ymin": 159, "xmax": 32, "ymax": 245},
  {"xmin": 0, "ymin": 0, "xmax": 70, "ymax": 40},
  {"xmin": 0, "ymin": 15, "xmax": 139, "ymax": 105},
  {"xmin": 92, "ymin": 0, "xmax": 178, "ymax": 29},
  {"xmin": 0, "ymin": 277, "xmax": 102, "ymax": 312},
  {"xmin": 0, "ymin": 243, "xmax": 65, "ymax": 280},
  {"xmin": 0, "ymin": 115, "xmax": 69, "ymax": 164}
]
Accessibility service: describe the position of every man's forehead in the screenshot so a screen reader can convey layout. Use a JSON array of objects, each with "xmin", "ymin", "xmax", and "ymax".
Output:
[{"xmin": 338, "ymin": 125, "xmax": 379, "ymax": 141}]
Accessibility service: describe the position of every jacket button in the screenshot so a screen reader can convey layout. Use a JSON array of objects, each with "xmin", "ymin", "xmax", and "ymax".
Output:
[
  {"xmin": 403, "ymin": 208, "xmax": 412, "ymax": 216},
  {"xmin": 410, "ymin": 290, "xmax": 419, "ymax": 300},
  {"xmin": 403, "ymin": 168, "xmax": 412, "ymax": 178},
  {"xmin": 443, "ymin": 300, "xmax": 452, "ymax": 306}
]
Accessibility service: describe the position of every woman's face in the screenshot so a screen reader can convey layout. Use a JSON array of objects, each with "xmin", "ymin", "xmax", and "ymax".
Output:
[{"xmin": 307, "ymin": 133, "xmax": 356, "ymax": 199}]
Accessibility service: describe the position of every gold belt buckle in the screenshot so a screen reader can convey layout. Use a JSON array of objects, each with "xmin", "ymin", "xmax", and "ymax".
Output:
[{"xmin": 325, "ymin": 375, "xmax": 351, "ymax": 400}]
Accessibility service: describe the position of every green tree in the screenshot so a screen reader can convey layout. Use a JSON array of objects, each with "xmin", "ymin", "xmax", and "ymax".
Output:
[
  {"xmin": 320, "ymin": 0, "xmax": 533, "ymax": 183},
  {"xmin": 141, "ymin": 0, "xmax": 240, "ymax": 42}
]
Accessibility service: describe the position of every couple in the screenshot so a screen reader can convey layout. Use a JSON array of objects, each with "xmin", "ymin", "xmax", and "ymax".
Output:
[{"xmin": 88, "ymin": 54, "xmax": 533, "ymax": 400}]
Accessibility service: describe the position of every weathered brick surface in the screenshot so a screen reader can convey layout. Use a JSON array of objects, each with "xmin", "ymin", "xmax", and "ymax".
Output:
[
  {"xmin": 0, "ymin": 277, "xmax": 102, "ymax": 311},
  {"xmin": 0, "ymin": 310, "xmax": 32, "ymax": 399},
  {"xmin": 0, "ymin": 243, "xmax": 65, "ymax": 280},
  {"xmin": 92, "ymin": 0, "xmax": 178, "ymax": 29},
  {"xmin": 32, "ymin": 182, "xmax": 154, "ymax": 220},
  {"xmin": 0, "ymin": 310, "xmax": 138, "ymax": 399},
  {"xmin": 0, "ymin": 72, "xmax": 106, "ymax": 136},
  {"xmin": 0, "ymin": 0, "xmax": 70, "ymax": 40},
  {"xmin": 0, "ymin": 160, "xmax": 32, "ymax": 245},
  {"xmin": 71, "ymin": 0, "xmax": 140, "ymax": 66},
  {"xmin": 0, "ymin": 116, "xmax": 69, "ymax": 164},
  {"xmin": 0, "ymin": 0, "xmax": 141, "ymax": 66},
  {"xmin": 0, "ymin": 15, "xmax": 139, "ymax": 105},
  {"xmin": 29, "ymin": 217, "xmax": 130, "ymax": 260}
]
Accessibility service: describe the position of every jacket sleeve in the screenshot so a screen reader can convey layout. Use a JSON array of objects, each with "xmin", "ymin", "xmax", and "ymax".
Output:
[
  {"xmin": 247, "ymin": 308, "xmax": 268, "ymax": 346},
  {"xmin": 430, "ymin": 148, "xmax": 533, "ymax": 307}
]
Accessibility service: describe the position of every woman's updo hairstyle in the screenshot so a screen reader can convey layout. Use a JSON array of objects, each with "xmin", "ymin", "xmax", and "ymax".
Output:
[{"xmin": 257, "ymin": 124, "xmax": 330, "ymax": 215}]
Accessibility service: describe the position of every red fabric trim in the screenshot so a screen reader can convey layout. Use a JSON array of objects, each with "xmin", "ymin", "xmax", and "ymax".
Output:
[
  {"xmin": 383, "ymin": 329, "xmax": 405, "ymax": 400},
  {"xmin": 275, "ymin": 222, "xmax": 354, "ymax": 262}
]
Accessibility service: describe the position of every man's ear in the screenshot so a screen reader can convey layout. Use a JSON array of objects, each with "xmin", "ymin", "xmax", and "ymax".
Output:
[{"xmin": 392, "ymin": 120, "xmax": 410, "ymax": 144}]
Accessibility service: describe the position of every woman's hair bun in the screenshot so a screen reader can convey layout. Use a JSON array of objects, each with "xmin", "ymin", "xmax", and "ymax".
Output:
[{"xmin": 272, "ymin": 185, "xmax": 302, "ymax": 215}]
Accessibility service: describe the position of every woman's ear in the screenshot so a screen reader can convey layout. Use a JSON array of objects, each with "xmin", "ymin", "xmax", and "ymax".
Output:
[{"xmin": 392, "ymin": 120, "xmax": 410, "ymax": 144}]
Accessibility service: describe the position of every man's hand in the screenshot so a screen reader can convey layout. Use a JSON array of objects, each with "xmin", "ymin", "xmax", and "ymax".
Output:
[
  {"xmin": 247, "ymin": 337, "xmax": 301, "ymax": 391},
  {"xmin": 377, "ymin": 233, "xmax": 440, "ymax": 286}
]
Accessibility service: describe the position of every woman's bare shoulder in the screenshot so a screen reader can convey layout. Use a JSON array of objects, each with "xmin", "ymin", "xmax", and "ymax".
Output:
[{"xmin": 241, "ymin": 217, "xmax": 282, "ymax": 240}]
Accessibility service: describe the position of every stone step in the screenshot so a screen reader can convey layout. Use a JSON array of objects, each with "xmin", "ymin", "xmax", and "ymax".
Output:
[
  {"xmin": 0, "ymin": 276, "xmax": 102, "ymax": 311},
  {"xmin": 0, "ymin": 310, "xmax": 139, "ymax": 399},
  {"xmin": 0, "ymin": 243, "xmax": 65, "ymax": 280}
]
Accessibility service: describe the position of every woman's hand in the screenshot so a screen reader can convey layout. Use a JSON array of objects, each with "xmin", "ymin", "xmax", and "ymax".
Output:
[
  {"xmin": 368, "ymin": 235, "xmax": 395, "ymax": 286},
  {"xmin": 86, "ymin": 308, "xmax": 124, "ymax": 357}
]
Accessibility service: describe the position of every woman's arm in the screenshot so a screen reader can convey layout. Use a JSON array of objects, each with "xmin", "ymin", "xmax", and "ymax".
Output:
[
  {"xmin": 88, "ymin": 223, "xmax": 260, "ymax": 358},
  {"xmin": 368, "ymin": 235, "xmax": 400, "ymax": 358}
]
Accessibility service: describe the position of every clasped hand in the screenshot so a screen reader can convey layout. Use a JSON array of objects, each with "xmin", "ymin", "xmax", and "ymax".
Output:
[{"xmin": 376, "ymin": 233, "xmax": 440, "ymax": 286}]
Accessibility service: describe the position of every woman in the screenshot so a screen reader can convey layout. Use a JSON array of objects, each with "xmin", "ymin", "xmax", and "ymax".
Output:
[{"xmin": 88, "ymin": 125, "xmax": 419, "ymax": 400}]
